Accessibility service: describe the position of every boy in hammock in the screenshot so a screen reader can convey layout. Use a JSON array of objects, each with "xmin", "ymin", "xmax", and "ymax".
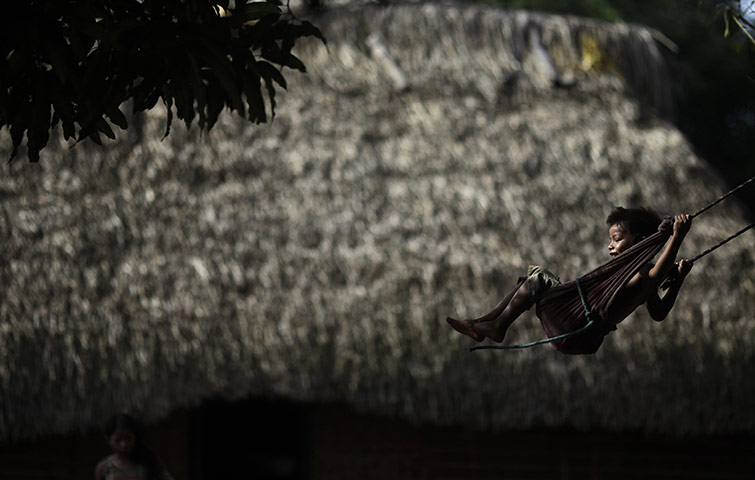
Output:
[{"xmin": 447, "ymin": 207, "xmax": 693, "ymax": 350}]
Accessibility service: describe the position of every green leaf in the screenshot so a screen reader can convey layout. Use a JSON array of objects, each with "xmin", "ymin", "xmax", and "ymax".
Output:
[
  {"xmin": 27, "ymin": 80, "xmax": 52, "ymax": 162},
  {"xmin": 196, "ymin": 44, "xmax": 244, "ymax": 113},
  {"xmin": 48, "ymin": 45, "xmax": 75, "ymax": 84},
  {"xmin": 88, "ymin": 130, "xmax": 103, "ymax": 145},
  {"xmin": 133, "ymin": 82, "xmax": 163, "ymax": 113},
  {"xmin": 96, "ymin": 117, "xmax": 116, "ymax": 139},
  {"xmin": 256, "ymin": 61, "xmax": 287, "ymax": 89},
  {"xmin": 47, "ymin": 80, "xmax": 76, "ymax": 131},
  {"xmin": 724, "ymin": 9, "xmax": 731, "ymax": 37},
  {"xmin": 243, "ymin": 72, "xmax": 266, "ymax": 123},
  {"xmin": 6, "ymin": 50, "xmax": 25, "ymax": 76},
  {"xmin": 261, "ymin": 43, "xmax": 307, "ymax": 72},
  {"xmin": 262, "ymin": 79, "xmax": 276, "ymax": 121},
  {"xmin": 62, "ymin": 119, "xmax": 76, "ymax": 140},
  {"xmin": 205, "ymin": 80, "xmax": 226, "ymax": 130},
  {"xmin": 175, "ymin": 81, "xmax": 196, "ymax": 128},
  {"xmin": 184, "ymin": 50, "xmax": 208, "ymax": 128},
  {"xmin": 64, "ymin": 27, "xmax": 96, "ymax": 59},
  {"xmin": 281, "ymin": 53, "xmax": 306, "ymax": 72},
  {"xmin": 106, "ymin": 106, "xmax": 128, "ymax": 130},
  {"xmin": 161, "ymin": 93, "xmax": 174, "ymax": 138},
  {"xmin": 230, "ymin": 2, "xmax": 281, "ymax": 26}
]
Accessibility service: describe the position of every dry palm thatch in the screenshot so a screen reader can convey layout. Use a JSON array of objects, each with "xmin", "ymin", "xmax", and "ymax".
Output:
[{"xmin": 1, "ymin": 3, "xmax": 753, "ymax": 442}]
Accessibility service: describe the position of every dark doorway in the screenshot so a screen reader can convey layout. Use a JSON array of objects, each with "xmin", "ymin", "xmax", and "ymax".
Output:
[{"xmin": 193, "ymin": 397, "xmax": 311, "ymax": 480}]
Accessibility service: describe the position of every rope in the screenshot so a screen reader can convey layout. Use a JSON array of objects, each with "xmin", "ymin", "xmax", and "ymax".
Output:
[
  {"xmin": 661, "ymin": 176, "xmax": 754, "ymax": 286},
  {"xmin": 467, "ymin": 320, "xmax": 594, "ymax": 350},
  {"xmin": 691, "ymin": 175, "xmax": 754, "ymax": 218},
  {"xmin": 575, "ymin": 276, "xmax": 594, "ymax": 322},
  {"xmin": 691, "ymin": 222, "xmax": 754, "ymax": 263}
]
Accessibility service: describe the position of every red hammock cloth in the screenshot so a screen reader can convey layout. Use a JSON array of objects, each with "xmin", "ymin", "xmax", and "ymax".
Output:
[{"xmin": 536, "ymin": 217, "xmax": 674, "ymax": 354}]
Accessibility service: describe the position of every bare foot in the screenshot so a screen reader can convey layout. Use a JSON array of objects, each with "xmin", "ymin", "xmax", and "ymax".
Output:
[
  {"xmin": 446, "ymin": 317, "xmax": 484, "ymax": 342},
  {"xmin": 470, "ymin": 321, "xmax": 506, "ymax": 343}
]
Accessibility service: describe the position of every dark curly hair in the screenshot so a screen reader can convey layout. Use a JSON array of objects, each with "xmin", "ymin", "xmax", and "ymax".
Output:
[
  {"xmin": 105, "ymin": 413, "xmax": 161, "ymax": 480},
  {"xmin": 606, "ymin": 206, "xmax": 662, "ymax": 240}
]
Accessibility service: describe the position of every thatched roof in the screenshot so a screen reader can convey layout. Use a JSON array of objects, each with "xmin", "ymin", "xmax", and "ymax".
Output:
[{"xmin": 1, "ymin": 3, "xmax": 754, "ymax": 442}]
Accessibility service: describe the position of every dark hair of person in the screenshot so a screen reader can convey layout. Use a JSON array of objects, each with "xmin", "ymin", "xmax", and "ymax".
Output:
[
  {"xmin": 105, "ymin": 413, "xmax": 160, "ymax": 480},
  {"xmin": 606, "ymin": 206, "xmax": 662, "ymax": 239}
]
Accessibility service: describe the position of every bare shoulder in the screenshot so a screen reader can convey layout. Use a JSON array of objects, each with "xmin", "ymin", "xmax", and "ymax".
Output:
[
  {"xmin": 610, "ymin": 262, "xmax": 657, "ymax": 323},
  {"xmin": 95, "ymin": 455, "xmax": 114, "ymax": 480},
  {"xmin": 638, "ymin": 263, "xmax": 658, "ymax": 293},
  {"xmin": 624, "ymin": 263, "xmax": 653, "ymax": 289}
]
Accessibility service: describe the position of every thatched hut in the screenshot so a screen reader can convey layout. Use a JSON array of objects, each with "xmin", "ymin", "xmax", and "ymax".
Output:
[{"xmin": 1, "ymin": 2, "xmax": 754, "ymax": 478}]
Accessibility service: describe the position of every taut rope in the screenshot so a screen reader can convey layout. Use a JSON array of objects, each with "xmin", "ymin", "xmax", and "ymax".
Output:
[
  {"xmin": 690, "ymin": 175, "xmax": 754, "ymax": 219},
  {"xmin": 691, "ymin": 223, "xmax": 753, "ymax": 263}
]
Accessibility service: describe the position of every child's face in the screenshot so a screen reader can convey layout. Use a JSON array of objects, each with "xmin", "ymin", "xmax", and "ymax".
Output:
[
  {"xmin": 607, "ymin": 223, "xmax": 635, "ymax": 257},
  {"xmin": 107, "ymin": 429, "xmax": 135, "ymax": 456}
]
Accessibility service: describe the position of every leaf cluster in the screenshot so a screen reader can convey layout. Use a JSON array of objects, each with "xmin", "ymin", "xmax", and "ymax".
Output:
[
  {"xmin": 0, "ymin": 0, "xmax": 325, "ymax": 162},
  {"xmin": 710, "ymin": 0, "xmax": 755, "ymax": 45}
]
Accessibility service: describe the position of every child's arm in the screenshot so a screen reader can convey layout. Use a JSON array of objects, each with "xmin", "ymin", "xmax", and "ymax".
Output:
[
  {"xmin": 646, "ymin": 259, "xmax": 693, "ymax": 321},
  {"xmin": 647, "ymin": 214, "xmax": 692, "ymax": 281}
]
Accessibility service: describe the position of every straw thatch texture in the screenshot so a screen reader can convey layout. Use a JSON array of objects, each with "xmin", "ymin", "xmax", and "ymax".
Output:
[{"xmin": 1, "ymin": 3, "xmax": 754, "ymax": 442}]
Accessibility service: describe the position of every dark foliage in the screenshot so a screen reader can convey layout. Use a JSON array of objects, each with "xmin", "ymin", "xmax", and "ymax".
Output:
[{"xmin": 0, "ymin": 0, "xmax": 324, "ymax": 162}]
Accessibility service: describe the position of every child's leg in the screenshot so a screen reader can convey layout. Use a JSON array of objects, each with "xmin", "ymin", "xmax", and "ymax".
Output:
[
  {"xmin": 470, "ymin": 282, "xmax": 534, "ymax": 343},
  {"xmin": 468, "ymin": 279, "xmax": 524, "ymax": 324},
  {"xmin": 446, "ymin": 280, "xmax": 524, "ymax": 341}
]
